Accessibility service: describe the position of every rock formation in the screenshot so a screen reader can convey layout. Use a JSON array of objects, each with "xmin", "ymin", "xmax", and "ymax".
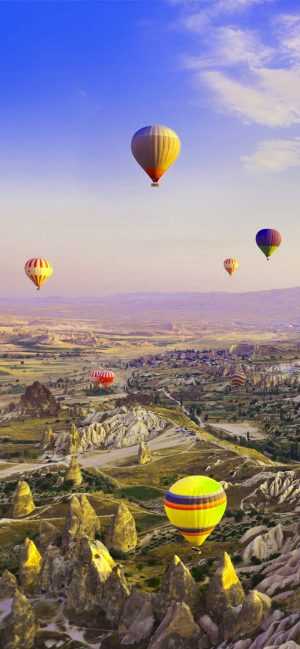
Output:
[
  {"xmin": 156, "ymin": 554, "xmax": 198, "ymax": 618},
  {"xmin": 41, "ymin": 426, "xmax": 55, "ymax": 450},
  {"xmin": 40, "ymin": 546, "xmax": 67, "ymax": 596},
  {"xmin": 242, "ymin": 471, "xmax": 300, "ymax": 512},
  {"xmin": 138, "ymin": 440, "xmax": 152, "ymax": 464},
  {"xmin": 102, "ymin": 565, "xmax": 131, "ymax": 625},
  {"xmin": 0, "ymin": 570, "xmax": 17, "ymax": 598},
  {"xmin": 62, "ymin": 494, "xmax": 100, "ymax": 548},
  {"xmin": 39, "ymin": 520, "xmax": 59, "ymax": 550},
  {"xmin": 12, "ymin": 480, "xmax": 35, "ymax": 518},
  {"xmin": 19, "ymin": 537, "xmax": 42, "ymax": 594},
  {"xmin": 19, "ymin": 381, "xmax": 59, "ymax": 417},
  {"xmin": 105, "ymin": 502, "xmax": 137, "ymax": 554},
  {"xmin": 0, "ymin": 589, "xmax": 38, "ymax": 649},
  {"xmin": 148, "ymin": 602, "xmax": 200, "ymax": 649},
  {"xmin": 64, "ymin": 453, "xmax": 83, "ymax": 486},
  {"xmin": 206, "ymin": 552, "xmax": 245, "ymax": 621},
  {"xmin": 243, "ymin": 523, "xmax": 284, "ymax": 563},
  {"xmin": 118, "ymin": 589, "xmax": 155, "ymax": 644},
  {"xmin": 66, "ymin": 536, "xmax": 117, "ymax": 616},
  {"xmin": 54, "ymin": 406, "xmax": 167, "ymax": 455},
  {"xmin": 224, "ymin": 590, "xmax": 271, "ymax": 640}
]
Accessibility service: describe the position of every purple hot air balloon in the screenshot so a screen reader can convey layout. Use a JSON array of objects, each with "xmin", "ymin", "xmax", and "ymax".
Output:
[{"xmin": 256, "ymin": 228, "xmax": 282, "ymax": 260}]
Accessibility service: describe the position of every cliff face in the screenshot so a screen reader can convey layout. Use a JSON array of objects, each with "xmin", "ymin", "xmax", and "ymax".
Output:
[
  {"xmin": 19, "ymin": 381, "xmax": 59, "ymax": 417},
  {"xmin": 12, "ymin": 480, "xmax": 35, "ymax": 518},
  {"xmin": 105, "ymin": 502, "xmax": 137, "ymax": 554}
]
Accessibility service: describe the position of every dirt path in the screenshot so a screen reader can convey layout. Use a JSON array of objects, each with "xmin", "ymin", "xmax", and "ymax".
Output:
[{"xmin": 0, "ymin": 427, "xmax": 194, "ymax": 478}]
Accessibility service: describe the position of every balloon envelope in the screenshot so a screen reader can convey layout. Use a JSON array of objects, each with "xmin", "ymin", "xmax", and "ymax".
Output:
[
  {"xmin": 224, "ymin": 258, "xmax": 239, "ymax": 276},
  {"xmin": 231, "ymin": 371, "xmax": 246, "ymax": 388},
  {"xmin": 164, "ymin": 475, "xmax": 227, "ymax": 547},
  {"xmin": 131, "ymin": 125, "xmax": 181, "ymax": 185},
  {"xmin": 90, "ymin": 370, "xmax": 115, "ymax": 387},
  {"xmin": 24, "ymin": 258, "xmax": 53, "ymax": 290},
  {"xmin": 256, "ymin": 229, "xmax": 282, "ymax": 260}
]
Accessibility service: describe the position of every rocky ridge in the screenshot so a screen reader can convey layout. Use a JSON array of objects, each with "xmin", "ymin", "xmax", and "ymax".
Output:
[{"xmin": 50, "ymin": 406, "xmax": 167, "ymax": 455}]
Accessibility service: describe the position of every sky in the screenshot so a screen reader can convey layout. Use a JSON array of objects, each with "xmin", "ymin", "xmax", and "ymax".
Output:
[{"xmin": 1, "ymin": 0, "xmax": 300, "ymax": 297}]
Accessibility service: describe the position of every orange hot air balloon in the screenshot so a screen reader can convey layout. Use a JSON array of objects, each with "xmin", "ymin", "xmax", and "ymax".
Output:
[
  {"xmin": 131, "ymin": 125, "xmax": 181, "ymax": 186},
  {"xmin": 224, "ymin": 258, "xmax": 239, "ymax": 276},
  {"xmin": 24, "ymin": 258, "xmax": 53, "ymax": 290},
  {"xmin": 90, "ymin": 369, "xmax": 115, "ymax": 388}
]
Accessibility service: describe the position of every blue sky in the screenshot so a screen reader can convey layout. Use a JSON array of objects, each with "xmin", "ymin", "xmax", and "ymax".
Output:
[{"xmin": 1, "ymin": 0, "xmax": 300, "ymax": 296}]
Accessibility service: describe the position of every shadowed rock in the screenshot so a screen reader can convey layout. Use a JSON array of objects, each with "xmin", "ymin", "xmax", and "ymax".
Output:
[
  {"xmin": 105, "ymin": 502, "xmax": 137, "ymax": 554},
  {"xmin": 148, "ymin": 601, "xmax": 200, "ymax": 649},
  {"xmin": 39, "ymin": 520, "xmax": 59, "ymax": 550},
  {"xmin": 0, "ymin": 570, "xmax": 17, "ymax": 599},
  {"xmin": 19, "ymin": 538, "xmax": 42, "ymax": 594},
  {"xmin": 224, "ymin": 590, "xmax": 272, "ymax": 641},
  {"xmin": 102, "ymin": 565, "xmax": 131, "ymax": 625},
  {"xmin": 66, "ymin": 537, "xmax": 116, "ymax": 616},
  {"xmin": 0, "ymin": 589, "xmax": 38, "ymax": 649},
  {"xmin": 155, "ymin": 554, "xmax": 198, "ymax": 619},
  {"xmin": 206, "ymin": 552, "xmax": 245, "ymax": 622},
  {"xmin": 12, "ymin": 480, "xmax": 35, "ymax": 518},
  {"xmin": 19, "ymin": 381, "xmax": 59, "ymax": 417},
  {"xmin": 62, "ymin": 494, "xmax": 100, "ymax": 548},
  {"xmin": 118, "ymin": 589, "xmax": 155, "ymax": 645},
  {"xmin": 64, "ymin": 453, "xmax": 83, "ymax": 486},
  {"xmin": 40, "ymin": 546, "xmax": 67, "ymax": 596}
]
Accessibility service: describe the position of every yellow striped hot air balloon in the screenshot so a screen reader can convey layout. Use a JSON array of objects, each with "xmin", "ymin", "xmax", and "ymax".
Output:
[
  {"xmin": 24, "ymin": 258, "xmax": 53, "ymax": 290},
  {"xmin": 131, "ymin": 124, "xmax": 181, "ymax": 186},
  {"xmin": 164, "ymin": 475, "xmax": 227, "ymax": 547},
  {"xmin": 224, "ymin": 258, "xmax": 239, "ymax": 276}
]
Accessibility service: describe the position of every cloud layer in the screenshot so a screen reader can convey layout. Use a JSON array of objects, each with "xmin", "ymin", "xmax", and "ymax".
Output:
[{"xmin": 181, "ymin": 6, "xmax": 300, "ymax": 128}]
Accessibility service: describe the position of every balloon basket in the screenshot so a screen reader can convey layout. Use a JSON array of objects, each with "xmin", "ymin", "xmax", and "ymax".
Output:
[{"xmin": 151, "ymin": 182, "xmax": 159, "ymax": 187}]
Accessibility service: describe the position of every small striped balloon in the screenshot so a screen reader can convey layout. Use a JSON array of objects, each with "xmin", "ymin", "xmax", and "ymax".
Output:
[
  {"xmin": 24, "ymin": 258, "xmax": 53, "ymax": 290},
  {"xmin": 90, "ymin": 369, "xmax": 115, "ymax": 387},
  {"xmin": 231, "ymin": 371, "xmax": 246, "ymax": 388},
  {"xmin": 164, "ymin": 475, "xmax": 227, "ymax": 547},
  {"xmin": 224, "ymin": 258, "xmax": 239, "ymax": 276}
]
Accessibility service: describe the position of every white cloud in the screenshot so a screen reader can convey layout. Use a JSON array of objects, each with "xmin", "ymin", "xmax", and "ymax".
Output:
[
  {"xmin": 180, "ymin": 0, "xmax": 274, "ymax": 32},
  {"xmin": 242, "ymin": 138, "xmax": 300, "ymax": 171},
  {"xmin": 202, "ymin": 66, "xmax": 300, "ymax": 126},
  {"xmin": 184, "ymin": 27, "xmax": 274, "ymax": 68},
  {"xmin": 274, "ymin": 13, "xmax": 300, "ymax": 63}
]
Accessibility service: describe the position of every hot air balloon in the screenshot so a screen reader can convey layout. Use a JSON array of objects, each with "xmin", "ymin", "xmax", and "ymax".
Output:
[
  {"xmin": 224, "ymin": 258, "xmax": 239, "ymax": 276},
  {"xmin": 24, "ymin": 258, "xmax": 53, "ymax": 290},
  {"xmin": 231, "ymin": 370, "xmax": 246, "ymax": 388},
  {"xmin": 164, "ymin": 475, "xmax": 227, "ymax": 547},
  {"xmin": 90, "ymin": 369, "xmax": 115, "ymax": 389},
  {"xmin": 131, "ymin": 125, "xmax": 181, "ymax": 186},
  {"xmin": 256, "ymin": 229, "xmax": 282, "ymax": 260}
]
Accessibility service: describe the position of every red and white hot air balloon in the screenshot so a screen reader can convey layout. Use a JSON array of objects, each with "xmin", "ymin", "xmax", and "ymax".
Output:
[{"xmin": 90, "ymin": 369, "xmax": 115, "ymax": 388}]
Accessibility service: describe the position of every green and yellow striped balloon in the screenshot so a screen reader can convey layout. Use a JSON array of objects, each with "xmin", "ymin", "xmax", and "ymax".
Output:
[{"xmin": 164, "ymin": 475, "xmax": 227, "ymax": 547}]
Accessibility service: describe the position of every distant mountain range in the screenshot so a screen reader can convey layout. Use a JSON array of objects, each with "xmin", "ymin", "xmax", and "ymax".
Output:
[{"xmin": 2, "ymin": 288, "xmax": 300, "ymax": 328}]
